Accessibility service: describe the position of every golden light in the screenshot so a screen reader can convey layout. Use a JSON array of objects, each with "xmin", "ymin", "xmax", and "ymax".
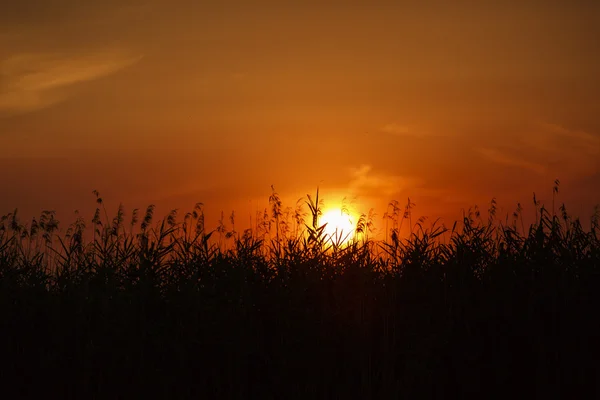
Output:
[{"xmin": 320, "ymin": 208, "xmax": 355, "ymax": 245}]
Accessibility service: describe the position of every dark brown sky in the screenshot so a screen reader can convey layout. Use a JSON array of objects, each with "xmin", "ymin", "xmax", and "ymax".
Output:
[{"xmin": 1, "ymin": 1, "xmax": 599, "ymax": 235}]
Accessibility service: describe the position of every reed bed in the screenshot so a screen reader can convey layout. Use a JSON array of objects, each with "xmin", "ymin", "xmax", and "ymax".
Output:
[{"xmin": 1, "ymin": 185, "xmax": 599, "ymax": 398}]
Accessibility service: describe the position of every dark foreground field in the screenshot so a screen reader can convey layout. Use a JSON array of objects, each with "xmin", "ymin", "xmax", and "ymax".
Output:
[{"xmin": 1, "ymin": 191, "xmax": 599, "ymax": 398}]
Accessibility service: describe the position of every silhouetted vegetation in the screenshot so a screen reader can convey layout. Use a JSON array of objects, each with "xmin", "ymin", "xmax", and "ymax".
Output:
[{"xmin": 1, "ymin": 184, "xmax": 599, "ymax": 398}]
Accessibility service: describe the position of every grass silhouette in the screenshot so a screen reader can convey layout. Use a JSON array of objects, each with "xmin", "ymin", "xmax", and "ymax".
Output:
[{"xmin": 1, "ymin": 185, "xmax": 599, "ymax": 398}]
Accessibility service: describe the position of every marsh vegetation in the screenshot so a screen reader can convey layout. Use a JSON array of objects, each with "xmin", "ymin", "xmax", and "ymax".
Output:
[{"xmin": 1, "ymin": 184, "xmax": 599, "ymax": 397}]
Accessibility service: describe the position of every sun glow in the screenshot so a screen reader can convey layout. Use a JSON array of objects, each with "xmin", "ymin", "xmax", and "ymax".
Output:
[{"xmin": 320, "ymin": 208, "xmax": 355, "ymax": 245}]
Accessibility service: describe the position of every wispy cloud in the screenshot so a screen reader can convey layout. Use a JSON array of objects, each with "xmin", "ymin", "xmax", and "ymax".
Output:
[
  {"xmin": 478, "ymin": 122, "xmax": 600, "ymax": 177},
  {"xmin": 538, "ymin": 122, "xmax": 600, "ymax": 152},
  {"xmin": 381, "ymin": 123, "xmax": 412, "ymax": 136},
  {"xmin": 348, "ymin": 164, "xmax": 416, "ymax": 197},
  {"xmin": 476, "ymin": 147, "xmax": 546, "ymax": 174},
  {"xmin": 380, "ymin": 122, "xmax": 433, "ymax": 138},
  {"xmin": 231, "ymin": 72, "xmax": 247, "ymax": 81},
  {"xmin": 0, "ymin": 49, "xmax": 142, "ymax": 116}
]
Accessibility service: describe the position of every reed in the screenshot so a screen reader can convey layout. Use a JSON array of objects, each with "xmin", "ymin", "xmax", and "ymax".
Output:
[{"xmin": 0, "ymin": 185, "xmax": 598, "ymax": 398}]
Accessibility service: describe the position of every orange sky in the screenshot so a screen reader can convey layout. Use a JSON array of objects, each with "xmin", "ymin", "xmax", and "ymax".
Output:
[{"xmin": 1, "ymin": 1, "xmax": 599, "ymax": 236}]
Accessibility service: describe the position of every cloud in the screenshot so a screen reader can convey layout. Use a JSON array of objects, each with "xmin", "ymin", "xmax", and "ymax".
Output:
[
  {"xmin": 380, "ymin": 122, "xmax": 434, "ymax": 138},
  {"xmin": 348, "ymin": 164, "xmax": 416, "ymax": 197},
  {"xmin": 476, "ymin": 147, "xmax": 546, "ymax": 174},
  {"xmin": 381, "ymin": 123, "xmax": 411, "ymax": 136},
  {"xmin": 538, "ymin": 122, "xmax": 600, "ymax": 153},
  {"xmin": 0, "ymin": 49, "xmax": 142, "ymax": 116},
  {"xmin": 477, "ymin": 122, "xmax": 600, "ymax": 177},
  {"xmin": 231, "ymin": 72, "xmax": 247, "ymax": 80}
]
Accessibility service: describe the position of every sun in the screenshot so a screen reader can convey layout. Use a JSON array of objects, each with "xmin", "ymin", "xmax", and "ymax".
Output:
[{"xmin": 320, "ymin": 208, "xmax": 355, "ymax": 244}]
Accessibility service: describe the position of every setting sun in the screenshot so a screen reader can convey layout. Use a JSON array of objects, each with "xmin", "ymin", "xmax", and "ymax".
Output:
[{"xmin": 320, "ymin": 208, "xmax": 355, "ymax": 244}]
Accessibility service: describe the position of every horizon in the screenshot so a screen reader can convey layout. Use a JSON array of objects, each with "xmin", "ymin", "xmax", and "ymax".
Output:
[{"xmin": 2, "ymin": 182, "xmax": 596, "ymax": 248}]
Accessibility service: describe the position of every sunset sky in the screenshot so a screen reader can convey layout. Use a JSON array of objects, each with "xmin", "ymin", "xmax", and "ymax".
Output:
[{"xmin": 1, "ymin": 1, "xmax": 599, "ymax": 235}]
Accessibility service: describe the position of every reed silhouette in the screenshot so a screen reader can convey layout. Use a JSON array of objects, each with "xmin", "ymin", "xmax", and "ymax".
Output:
[{"xmin": 1, "ymin": 185, "xmax": 599, "ymax": 398}]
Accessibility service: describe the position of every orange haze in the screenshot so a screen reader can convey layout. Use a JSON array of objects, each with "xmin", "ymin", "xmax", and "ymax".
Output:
[{"xmin": 1, "ymin": 1, "xmax": 599, "ymax": 235}]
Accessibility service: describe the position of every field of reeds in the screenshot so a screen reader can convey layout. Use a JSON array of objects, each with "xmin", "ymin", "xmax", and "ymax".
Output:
[{"xmin": 1, "ymin": 184, "xmax": 599, "ymax": 398}]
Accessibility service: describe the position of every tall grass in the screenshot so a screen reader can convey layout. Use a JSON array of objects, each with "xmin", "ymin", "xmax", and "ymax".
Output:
[{"xmin": 1, "ymin": 186, "xmax": 599, "ymax": 398}]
